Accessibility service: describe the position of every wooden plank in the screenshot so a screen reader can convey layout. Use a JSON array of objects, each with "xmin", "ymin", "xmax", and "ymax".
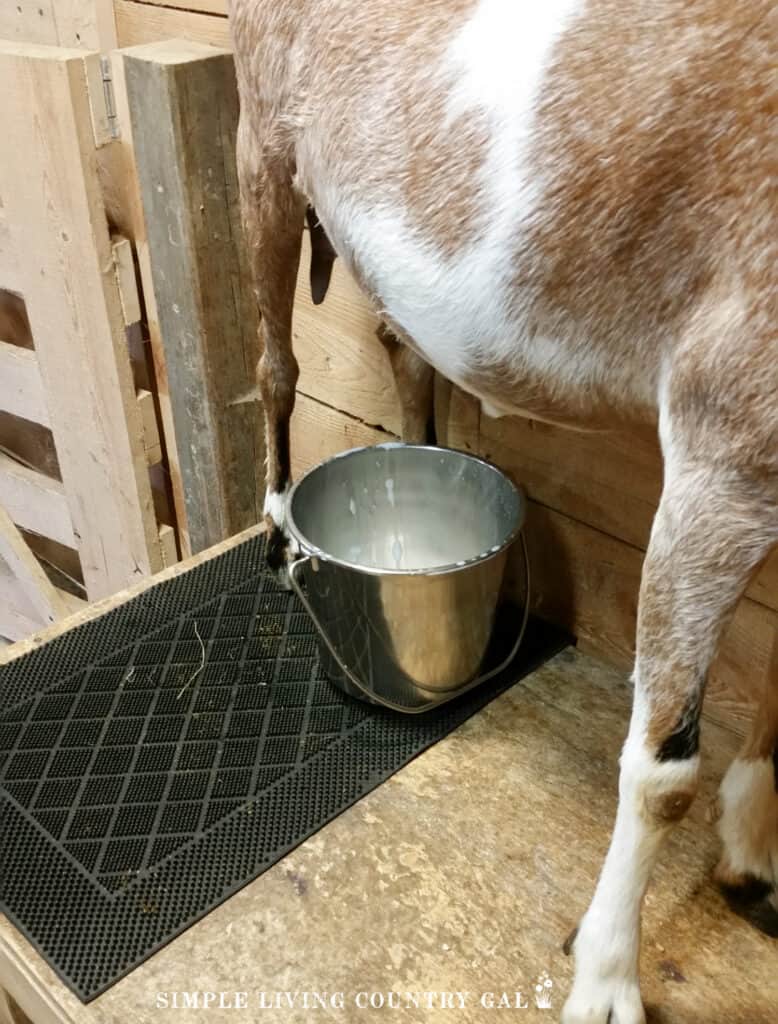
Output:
[
  {"xmin": 293, "ymin": 234, "xmax": 400, "ymax": 434},
  {"xmin": 434, "ymin": 377, "xmax": 480, "ymax": 453},
  {"xmin": 0, "ymin": 41, "xmax": 163, "ymax": 596},
  {"xmin": 482, "ymin": 413, "xmax": 662, "ymax": 549},
  {"xmin": 76, "ymin": 2, "xmax": 117, "ymax": 48},
  {"xmin": 114, "ymin": 0, "xmax": 231, "ymax": 48},
  {"xmin": 0, "ymin": 581, "xmax": 44, "ymax": 644},
  {"xmin": 158, "ymin": 523, "xmax": 178, "ymax": 567},
  {"xmin": 0, "ymin": 589, "xmax": 79, "ymax": 643},
  {"xmin": 482, "ymin": 413, "xmax": 778, "ymax": 614},
  {"xmin": 0, "ymin": 213, "xmax": 23, "ymax": 296},
  {"xmin": 750, "ymin": 554, "xmax": 778, "ymax": 613},
  {"xmin": 0, "ymin": 554, "xmax": 42, "ymax": 621},
  {"xmin": 111, "ymin": 236, "xmax": 142, "ymax": 326},
  {"xmin": 0, "ymin": 504, "xmax": 71, "ymax": 624},
  {"xmin": 0, "ymin": 342, "xmax": 50, "ymax": 427},
  {"xmin": 0, "ymin": 908, "xmax": 81, "ymax": 1024},
  {"xmin": 82, "ymin": 49, "xmax": 113, "ymax": 145},
  {"xmin": 92, "ymin": 0, "xmax": 119, "ymax": 50},
  {"xmin": 0, "ymin": 291, "xmax": 32, "ymax": 349},
  {"xmin": 0, "ymin": 554, "xmax": 80, "ymax": 643},
  {"xmin": 50, "ymin": 2, "xmax": 111, "ymax": 50},
  {"xmin": 0, "ymin": 453, "xmax": 75, "ymax": 548},
  {"xmin": 21, "ymin": 530, "xmax": 83, "ymax": 594},
  {"xmin": 134, "ymin": 0, "xmax": 227, "ymax": 13},
  {"xmin": 137, "ymin": 388, "xmax": 162, "ymax": 465},
  {"xmin": 0, "ymin": 989, "xmax": 35, "ymax": 1024},
  {"xmin": 290, "ymin": 393, "xmax": 393, "ymax": 480},
  {"xmin": 0, "ymin": 415, "xmax": 61, "ymax": 481},
  {"xmin": 0, "ymin": 3, "xmax": 59, "ymax": 46},
  {"xmin": 0, "ymin": 2, "xmax": 110, "ymax": 50},
  {"xmin": 107, "ymin": 50, "xmax": 190, "ymax": 551},
  {"xmin": 123, "ymin": 40, "xmax": 263, "ymax": 553}
]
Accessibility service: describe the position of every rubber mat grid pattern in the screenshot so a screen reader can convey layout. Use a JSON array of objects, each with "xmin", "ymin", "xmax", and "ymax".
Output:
[{"xmin": 0, "ymin": 534, "xmax": 566, "ymax": 1001}]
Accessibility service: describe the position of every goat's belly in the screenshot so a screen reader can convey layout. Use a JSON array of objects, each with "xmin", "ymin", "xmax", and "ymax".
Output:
[
  {"xmin": 316, "ymin": 203, "xmax": 653, "ymax": 430},
  {"xmin": 303, "ymin": 119, "xmax": 655, "ymax": 427}
]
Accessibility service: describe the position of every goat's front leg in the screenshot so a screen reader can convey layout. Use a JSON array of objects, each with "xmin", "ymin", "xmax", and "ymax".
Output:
[
  {"xmin": 376, "ymin": 322, "xmax": 436, "ymax": 444},
  {"xmin": 563, "ymin": 446, "xmax": 778, "ymax": 1024},
  {"xmin": 238, "ymin": 121, "xmax": 305, "ymax": 572}
]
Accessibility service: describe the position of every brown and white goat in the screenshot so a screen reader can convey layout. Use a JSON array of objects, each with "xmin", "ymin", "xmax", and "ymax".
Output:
[{"xmin": 229, "ymin": 1, "xmax": 777, "ymax": 1019}]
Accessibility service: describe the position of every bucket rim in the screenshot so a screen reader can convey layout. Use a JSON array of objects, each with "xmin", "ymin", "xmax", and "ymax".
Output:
[{"xmin": 285, "ymin": 442, "xmax": 526, "ymax": 578}]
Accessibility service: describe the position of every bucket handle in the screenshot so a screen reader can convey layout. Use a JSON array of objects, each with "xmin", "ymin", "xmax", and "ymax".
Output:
[{"xmin": 287, "ymin": 532, "xmax": 531, "ymax": 715}]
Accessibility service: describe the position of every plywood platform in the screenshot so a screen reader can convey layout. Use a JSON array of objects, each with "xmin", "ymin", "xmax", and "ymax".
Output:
[{"xmin": 2, "ymin": 644, "xmax": 775, "ymax": 1023}]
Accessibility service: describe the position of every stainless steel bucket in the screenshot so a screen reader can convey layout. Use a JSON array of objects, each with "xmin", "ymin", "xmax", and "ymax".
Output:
[{"xmin": 286, "ymin": 444, "xmax": 529, "ymax": 713}]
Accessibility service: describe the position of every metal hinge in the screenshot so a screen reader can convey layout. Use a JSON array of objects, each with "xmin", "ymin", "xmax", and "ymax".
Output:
[
  {"xmin": 84, "ymin": 53, "xmax": 120, "ymax": 147},
  {"xmin": 100, "ymin": 57, "xmax": 120, "ymax": 140}
]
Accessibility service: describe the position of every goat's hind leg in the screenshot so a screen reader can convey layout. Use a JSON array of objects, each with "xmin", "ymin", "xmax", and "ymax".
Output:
[
  {"xmin": 714, "ymin": 659, "xmax": 778, "ymax": 936},
  {"xmin": 376, "ymin": 322, "xmax": 436, "ymax": 444},
  {"xmin": 564, "ymin": 439, "xmax": 778, "ymax": 1024},
  {"xmin": 237, "ymin": 120, "xmax": 305, "ymax": 571}
]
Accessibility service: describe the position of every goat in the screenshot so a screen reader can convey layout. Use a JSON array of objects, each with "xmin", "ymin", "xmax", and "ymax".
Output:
[{"xmin": 229, "ymin": 1, "xmax": 778, "ymax": 1020}]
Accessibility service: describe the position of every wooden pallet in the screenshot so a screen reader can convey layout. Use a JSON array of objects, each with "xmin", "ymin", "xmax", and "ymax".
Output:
[{"xmin": 0, "ymin": 40, "xmax": 176, "ymax": 642}]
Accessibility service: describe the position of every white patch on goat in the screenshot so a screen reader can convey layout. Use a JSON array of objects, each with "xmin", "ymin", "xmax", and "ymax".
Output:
[
  {"xmin": 445, "ymin": 0, "xmax": 577, "ymax": 131},
  {"xmin": 717, "ymin": 757, "xmax": 778, "ymax": 883},
  {"xmin": 563, "ymin": 686, "xmax": 697, "ymax": 1024},
  {"xmin": 264, "ymin": 485, "xmax": 290, "ymax": 529},
  {"xmin": 264, "ymin": 485, "xmax": 299, "ymax": 581},
  {"xmin": 306, "ymin": 0, "xmax": 601, "ymax": 413}
]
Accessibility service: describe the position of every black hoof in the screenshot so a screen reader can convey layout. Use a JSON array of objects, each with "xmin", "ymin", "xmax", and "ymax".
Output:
[{"xmin": 720, "ymin": 877, "xmax": 778, "ymax": 938}]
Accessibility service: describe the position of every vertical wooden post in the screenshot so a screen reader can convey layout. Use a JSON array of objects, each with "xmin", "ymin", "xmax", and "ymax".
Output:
[
  {"xmin": 122, "ymin": 40, "xmax": 263, "ymax": 554},
  {"xmin": 102, "ymin": 50, "xmax": 191, "ymax": 557}
]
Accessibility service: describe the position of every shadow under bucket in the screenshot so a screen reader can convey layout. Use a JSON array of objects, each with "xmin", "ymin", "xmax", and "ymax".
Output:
[{"xmin": 286, "ymin": 444, "xmax": 528, "ymax": 713}]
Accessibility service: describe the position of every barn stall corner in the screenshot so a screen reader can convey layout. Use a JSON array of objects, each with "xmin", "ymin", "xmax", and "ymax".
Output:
[{"xmin": 1, "ymin": 3, "xmax": 776, "ymax": 1024}]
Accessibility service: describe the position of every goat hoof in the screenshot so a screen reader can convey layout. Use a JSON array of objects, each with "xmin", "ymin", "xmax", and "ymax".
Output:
[
  {"xmin": 562, "ymin": 980, "xmax": 646, "ymax": 1024},
  {"xmin": 719, "ymin": 876, "xmax": 778, "ymax": 938}
]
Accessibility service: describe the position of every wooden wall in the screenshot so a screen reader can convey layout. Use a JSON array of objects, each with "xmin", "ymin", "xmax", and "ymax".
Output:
[
  {"xmin": 114, "ymin": 1, "xmax": 231, "ymax": 49},
  {"xmin": 100, "ymin": 2, "xmax": 778, "ymax": 731}
]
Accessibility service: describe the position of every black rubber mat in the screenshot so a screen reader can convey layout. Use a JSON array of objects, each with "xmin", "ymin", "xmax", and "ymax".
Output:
[{"xmin": 0, "ymin": 534, "xmax": 567, "ymax": 1002}]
